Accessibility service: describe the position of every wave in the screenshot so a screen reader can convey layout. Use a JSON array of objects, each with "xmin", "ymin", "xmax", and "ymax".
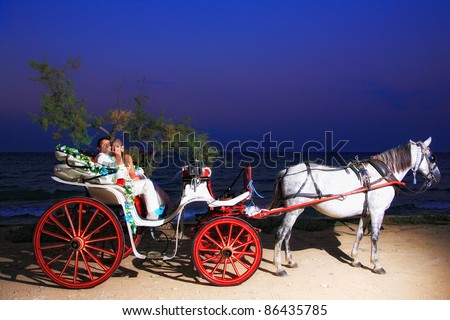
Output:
[
  {"xmin": 0, "ymin": 188, "xmax": 84, "ymax": 202},
  {"xmin": 0, "ymin": 202, "xmax": 52, "ymax": 217}
]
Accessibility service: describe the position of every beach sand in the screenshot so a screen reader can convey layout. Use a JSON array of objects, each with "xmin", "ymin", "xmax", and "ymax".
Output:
[{"xmin": 0, "ymin": 220, "xmax": 449, "ymax": 300}]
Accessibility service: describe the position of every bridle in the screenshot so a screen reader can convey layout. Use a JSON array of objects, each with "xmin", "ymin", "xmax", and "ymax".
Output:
[{"xmin": 412, "ymin": 142, "xmax": 439, "ymax": 188}]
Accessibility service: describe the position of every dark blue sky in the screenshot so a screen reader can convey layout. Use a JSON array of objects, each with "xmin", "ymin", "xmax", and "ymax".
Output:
[{"xmin": 1, "ymin": 0, "xmax": 449, "ymax": 152}]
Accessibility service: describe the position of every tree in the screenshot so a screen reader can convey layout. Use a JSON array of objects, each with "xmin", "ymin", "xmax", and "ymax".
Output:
[
  {"xmin": 29, "ymin": 57, "xmax": 216, "ymax": 175},
  {"xmin": 29, "ymin": 57, "xmax": 94, "ymax": 146}
]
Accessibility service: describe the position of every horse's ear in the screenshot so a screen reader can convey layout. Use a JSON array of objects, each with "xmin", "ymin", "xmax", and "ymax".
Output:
[
  {"xmin": 409, "ymin": 139, "xmax": 415, "ymax": 144},
  {"xmin": 423, "ymin": 137, "xmax": 432, "ymax": 147}
]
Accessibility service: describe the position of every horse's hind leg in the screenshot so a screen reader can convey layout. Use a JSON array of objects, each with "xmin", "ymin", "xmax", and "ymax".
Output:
[
  {"xmin": 350, "ymin": 215, "xmax": 368, "ymax": 268},
  {"xmin": 284, "ymin": 228, "xmax": 299, "ymax": 269},
  {"xmin": 274, "ymin": 235, "xmax": 286, "ymax": 276},
  {"xmin": 274, "ymin": 210, "xmax": 302, "ymax": 276}
]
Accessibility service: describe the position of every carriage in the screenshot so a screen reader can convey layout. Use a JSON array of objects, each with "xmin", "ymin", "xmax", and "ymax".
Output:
[
  {"xmin": 33, "ymin": 147, "xmax": 264, "ymax": 288},
  {"xmin": 33, "ymin": 138, "xmax": 440, "ymax": 288}
]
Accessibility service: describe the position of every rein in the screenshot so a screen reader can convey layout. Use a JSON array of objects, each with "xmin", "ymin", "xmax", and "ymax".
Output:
[{"xmin": 397, "ymin": 183, "xmax": 430, "ymax": 196}]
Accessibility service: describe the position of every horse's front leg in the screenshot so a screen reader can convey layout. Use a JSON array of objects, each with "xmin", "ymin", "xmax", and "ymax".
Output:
[
  {"xmin": 351, "ymin": 215, "xmax": 367, "ymax": 268},
  {"xmin": 370, "ymin": 213, "xmax": 386, "ymax": 274}
]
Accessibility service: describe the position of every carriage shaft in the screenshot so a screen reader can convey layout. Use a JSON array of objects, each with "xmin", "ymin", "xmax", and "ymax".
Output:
[{"xmin": 250, "ymin": 181, "xmax": 405, "ymax": 219}]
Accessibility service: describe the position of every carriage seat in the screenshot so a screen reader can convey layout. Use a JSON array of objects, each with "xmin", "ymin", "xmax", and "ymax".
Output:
[
  {"xmin": 53, "ymin": 148, "xmax": 117, "ymax": 185},
  {"xmin": 53, "ymin": 146, "xmax": 163, "ymax": 216}
]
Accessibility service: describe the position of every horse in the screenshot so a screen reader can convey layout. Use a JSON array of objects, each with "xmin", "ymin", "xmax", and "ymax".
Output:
[{"xmin": 271, "ymin": 137, "xmax": 440, "ymax": 276}]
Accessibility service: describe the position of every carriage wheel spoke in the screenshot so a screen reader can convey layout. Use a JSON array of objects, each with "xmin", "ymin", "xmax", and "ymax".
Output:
[
  {"xmin": 229, "ymin": 257, "xmax": 241, "ymax": 275},
  {"xmin": 85, "ymin": 243, "xmax": 119, "ymax": 257},
  {"xmin": 80, "ymin": 250, "xmax": 94, "ymax": 281},
  {"xmin": 46, "ymin": 249, "xmax": 71, "ymax": 266},
  {"xmin": 41, "ymin": 229, "xmax": 71, "ymax": 243},
  {"xmin": 64, "ymin": 204, "xmax": 77, "ymax": 237},
  {"xmin": 40, "ymin": 242, "xmax": 68, "ymax": 250},
  {"xmin": 214, "ymin": 225, "xmax": 227, "ymax": 246},
  {"xmin": 200, "ymin": 254, "xmax": 220, "ymax": 264},
  {"xmin": 203, "ymin": 231, "xmax": 223, "ymax": 248},
  {"xmin": 83, "ymin": 247, "xmax": 111, "ymax": 271},
  {"xmin": 221, "ymin": 258, "xmax": 228, "ymax": 279},
  {"xmin": 233, "ymin": 254, "xmax": 251, "ymax": 269},
  {"xmin": 49, "ymin": 214, "xmax": 73, "ymax": 239},
  {"xmin": 198, "ymin": 247, "xmax": 221, "ymax": 254},
  {"xmin": 226, "ymin": 224, "xmax": 233, "ymax": 246},
  {"xmin": 234, "ymin": 250, "xmax": 256, "ymax": 258},
  {"xmin": 73, "ymin": 251, "xmax": 80, "ymax": 283},
  {"xmin": 232, "ymin": 238, "xmax": 254, "ymax": 251},
  {"xmin": 59, "ymin": 251, "xmax": 75, "ymax": 280},
  {"xmin": 80, "ymin": 209, "xmax": 100, "ymax": 237},
  {"xmin": 229, "ymin": 225, "xmax": 244, "ymax": 247},
  {"xmin": 84, "ymin": 219, "xmax": 112, "ymax": 239},
  {"xmin": 86, "ymin": 234, "xmax": 119, "ymax": 244},
  {"xmin": 209, "ymin": 255, "xmax": 224, "ymax": 275}
]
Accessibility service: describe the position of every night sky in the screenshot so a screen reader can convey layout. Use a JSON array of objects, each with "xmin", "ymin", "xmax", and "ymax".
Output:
[{"xmin": 1, "ymin": 0, "xmax": 449, "ymax": 152}]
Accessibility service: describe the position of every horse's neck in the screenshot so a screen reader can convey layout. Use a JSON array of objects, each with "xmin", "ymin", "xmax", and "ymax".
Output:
[
  {"xmin": 372, "ymin": 143, "xmax": 416, "ymax": 182},
  {"xmin": 394, "ymin": 144, "xmax": 420, "ymax": 182}
]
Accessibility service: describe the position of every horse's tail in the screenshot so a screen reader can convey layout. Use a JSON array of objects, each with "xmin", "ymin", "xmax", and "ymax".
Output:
[{"xmin": 268, "ymin": 175, "xmax": 284, "ymax": 210}]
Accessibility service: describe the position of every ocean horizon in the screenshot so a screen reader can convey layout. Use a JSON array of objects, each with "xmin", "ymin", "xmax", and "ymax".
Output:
[{"xmin": 1, "ymin": 151, "xmax": 449, "ymax": 221}]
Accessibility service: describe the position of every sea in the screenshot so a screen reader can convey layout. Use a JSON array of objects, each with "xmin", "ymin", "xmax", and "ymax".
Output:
[{"xmin": 0, "ymin": 151, "xmax": 449, "ymax": 223}]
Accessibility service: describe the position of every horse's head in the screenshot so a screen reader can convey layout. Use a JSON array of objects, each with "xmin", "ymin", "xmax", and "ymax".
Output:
[{"xmin": 410, "ymin": 137, "xmax": 441, "ymax": 187}]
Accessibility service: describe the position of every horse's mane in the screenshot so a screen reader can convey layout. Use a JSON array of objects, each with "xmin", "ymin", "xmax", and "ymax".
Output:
[{"xmin": 370, "ymin": 143, "xmax": 412, "ymax": 173}]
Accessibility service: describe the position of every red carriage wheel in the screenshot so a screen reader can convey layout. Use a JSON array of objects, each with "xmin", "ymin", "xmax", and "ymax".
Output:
[
  {"xmin": 192, "ymin": 217, "xmax": 262, "ymax": 286},
  {"xmin": 33, "ymin": 197, "xmax": 125, "ymax": 289}
]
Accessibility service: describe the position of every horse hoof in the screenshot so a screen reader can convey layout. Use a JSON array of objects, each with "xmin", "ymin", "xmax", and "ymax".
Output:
[
  {"xmin": 351, "ymin": 261, "xmax": 362, "ymax": 268},
  {"xmin": 288, "ymin": 262, "xmax": 298, "ymax": 269},
  {"xmin": 276, "ymin": 270, "xmax": 288, "ymax": 277},
  {"xmin": 372, "ymin": 267, "xmax": 386, "ymax": 275}
]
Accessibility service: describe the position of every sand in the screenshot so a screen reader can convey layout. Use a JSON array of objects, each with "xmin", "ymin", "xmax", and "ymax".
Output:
[{"xmin": 0, "ymin": 221, "xmax": 449, "ymax": 300}]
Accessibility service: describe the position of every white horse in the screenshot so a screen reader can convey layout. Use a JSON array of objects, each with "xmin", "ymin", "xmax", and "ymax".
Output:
[{"xmin": 271, "ymin": 137, "xmax": 440, "ymax": 276}]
